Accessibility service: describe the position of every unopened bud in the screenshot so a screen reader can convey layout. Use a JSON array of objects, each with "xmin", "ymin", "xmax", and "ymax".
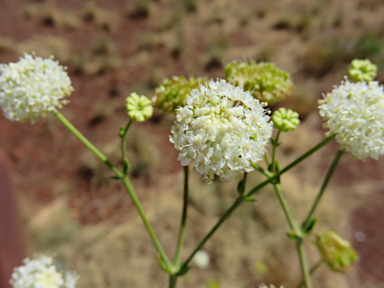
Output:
[
  {"xmin": 315, "ymin": 229, "xmax": 359, "ymax": 272},
  {"xmin": 153, "ymin": 76, "xmax": 208, "ymax": 113},
  {"xmin": 225, "ymin": 61, "xmax": 294, "ymax": 104},
  {"xmin": 348, "ymin": 59, "xmax": 377, "ymax": 83},
  {"xmin": 272, "ymin": 108, "xmax": 300, "ymax": 132},
  {"xmin": 126, "ymin": 93, "xmax": 153, "ymax": 122}
]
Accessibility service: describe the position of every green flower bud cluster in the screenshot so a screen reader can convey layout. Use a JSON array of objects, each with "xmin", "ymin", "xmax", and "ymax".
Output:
[
  {"xmin": 315, "ymin": 230, "xmax": 359, "ymax": 272},
  {"xmin": 272, "ymin": 108, "xmax": 300, "ymax": 132},
  {"xmin": 126, "ymin": 92, "xmax": 153, "ymax": 122},
  {"xmin": 348, "ymin": 59, "xmax": 377, "ymax": 83},
  {"xmin": 153, "ymin": 76, "xmax": 208, "ymax": 113},
  {"xmin": 225, "ymin": 61, "xmax": 294, "ymax": 104}
]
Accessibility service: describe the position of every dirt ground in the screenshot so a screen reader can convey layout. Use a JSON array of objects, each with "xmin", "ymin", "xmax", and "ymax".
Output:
[{"xmin": 1, "ymin": 0, "xmax": 384, "ymax": 287}]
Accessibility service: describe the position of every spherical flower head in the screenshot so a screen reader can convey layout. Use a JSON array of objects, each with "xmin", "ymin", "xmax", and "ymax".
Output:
[
  {"xmin": 348, "ymin": 59, "xmax": 377, "ymax": 83},
  {"xmin": 319, "ymin": 79, "xmax": 384, "ymax": 160},
  {"xmin": 272, "ymin": 107, "xmax": 300, "ymax": 132},
  {"xmin": 0, "ymin": 53, "xmax": 73, "ymax": 123},
  {"xmin": 315, "ymin": 229, "xmax": 358, "ymax": 272},
  {"xmin": 153, "ymin": 76, "xmax": 208, "ymax": 113},
  {"xmin": 10, "ymin": 254, "xmax": 78, "ymax": 288},
  {"xmin": 225, "ymin": 61, "xmax": 294, "ymax": 104},
  {"xmin": 126, "ymin": 92, "xmax": 153, "ymax": 122},
  {"xmin": 170, "ymin": 79, "xmax": 273, "ymax": 183}
]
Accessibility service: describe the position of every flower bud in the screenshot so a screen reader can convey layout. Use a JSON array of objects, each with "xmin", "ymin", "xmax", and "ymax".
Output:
[
  {"xmin": 272, "ymin": 108, "xmax": 300, "ymax": 132},
  {"xmin": 153, "ymin": 76, "xmax": 208, "ymax": 113},
  {"xmin": 126, "ymin": 92, "xmax": 153, "ymax": 122},
  {"xmin": 193, "ymin": 250, "xmax": 210, "ymax": 269},
  {"xmin": 225, "ymin": 61, "xmax": 293, "ymax": 104},
  {"xmin": 315, "ymin": 229, "xmax": 358, "ymax": 272},
  {"xmin": 348, "ymin": 59, "xmax": 377, "ymax": 83}
]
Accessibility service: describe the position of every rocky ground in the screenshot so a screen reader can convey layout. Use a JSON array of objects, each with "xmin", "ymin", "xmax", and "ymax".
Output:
[{"xmin": 1, "ymin": 0, "xmax": 384, "ymax": 287}]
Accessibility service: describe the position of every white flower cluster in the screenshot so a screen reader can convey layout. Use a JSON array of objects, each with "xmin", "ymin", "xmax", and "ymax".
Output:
[
  {"xmin": 319, "ymin": 79, "xmax": 384, "ymax": 160},
  {"xmin": 0, "ymin": 53, "xmax": 73, "ymax": 122},
  {"xmin": 10, "ymin": 255, "xmax": 78, "ymax": 288},
  {"xmin": 170, "ymin": 79, "xmax": 273, "ymax": 183}
]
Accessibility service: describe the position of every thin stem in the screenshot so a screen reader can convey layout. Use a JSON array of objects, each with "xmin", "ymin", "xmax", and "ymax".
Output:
[
  {"xmin": 272, "ymin": 183, "xmax": 299, "ymax": 232},
  {"xmin": 173, "ymin": 166, "xmax": 189, "ymax": 266},
  {"xmin": 271, "ymin": 130, "xmax": 281, "ymax": 172},
  {"xmin": 246, "ymin": 135, "xmax": 335, "ymax": 197},
  {"xmin": 120, "ymin": 119, "xmax": 133, "ymax": 166},
  {"xmin": 264, "ymin": 151, "xmax": 271, "ymax": 167},
  {"xmin": 297, "ymin": 260, "xmax": 323, "ymax": 288},
  {"xmin": 179, "ymin": 135, "xmax": 335, "ymax": 273},
  {"xmin": 296, "ymin": 241, "xmax": 313, "ymax": 288},
  {"xmin": 180, "ymin": 196, "xmax": 245, "ymax": 270},
  {"xmin": 252, "ymin": 163, "xmax": 273, "ymax": 178},
  {"xmin": 121, "ymin": 177, "xmax": 172, "ymax": 268},
  {"xmin": 54, "ymin": 111, "xmax": 172, "ymax": 269},
  {"xmin": 169, "ymin": 275, "xmax": 178, "ymax": 288},
  {"xmin": 271, "ymin": 184, "xmax": 310, "ymax": 288},
  {"xmin": 302, "ymin": 149, "xmax": 344, "ymax": 230},
  {"xmin": 53, "ymin": 111, "xmax": 123, "ymax": 178}
]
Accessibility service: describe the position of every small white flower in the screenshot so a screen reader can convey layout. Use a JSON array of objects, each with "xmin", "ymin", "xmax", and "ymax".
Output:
[
  {"xmin": 193, "ymin": 250, "xmax": 210, "ymax": 269},
  {"xmin": 319, "ymin": 79, "xmax": 384, "ymax": 160},
  {"xmin": 0, "ymin": 53, "xmax": 73, "ymax": 123},
  {"xmin": 10, "ymin": 255, "xmax": 78, "ymax": 288},
  {"xmin": 170, "ymin": 79, "xmax": 273, "ymax": 183}
]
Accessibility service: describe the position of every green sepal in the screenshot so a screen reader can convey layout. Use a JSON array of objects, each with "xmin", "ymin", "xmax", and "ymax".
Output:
[
  {"xmin": 301, "ymin": 217, "xmax": 318, "ymax": 234},
  {"xmin": 286, "ymin": 230, "xmax": 303, "ymax": 241},
  {"xmin": 270, "ymin": 138, "xmax": 281, "ymax": 147},
  {"xmin": 123, "ymin": 158, "xmax": 130, "ymax": 174},
  {"xmin": 158, "ymin": 254, "xmax": 172, "ymax": 273},
  {"xmin": 244, "ymin": 196, "xmax": 257, "ymax": 203},
  {"xmin": 175, "ymin": 265, "xmax": 190, "ymax": 276}
]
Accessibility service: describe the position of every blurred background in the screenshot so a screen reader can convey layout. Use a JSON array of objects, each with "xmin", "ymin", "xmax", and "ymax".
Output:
[{"xmin": 1, "ymin": 0, "xmax": 384, "ymax": 287}]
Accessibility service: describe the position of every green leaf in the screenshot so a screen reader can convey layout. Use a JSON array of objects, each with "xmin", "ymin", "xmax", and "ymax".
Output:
[
  {"xmin": 175, "ymin": 265, "xmax": 190, "ymax": 276},
  {"xmin": 110, "ymin": 175, "xmax": 123, "ymax": 180},
  {"xmin": 123, "ymin": 158, "xmax": 130, "ymax": 174},
  {"xmin": 244, "ymin": 196, "xmax": 257, "ymax": 203},
  {"xmin": 157, "ymin": 255, "xmax": 171, "ymax": 273},
  {"xmin": 302, "ymin": 217, "xmax": 317, "ymax": 234}
]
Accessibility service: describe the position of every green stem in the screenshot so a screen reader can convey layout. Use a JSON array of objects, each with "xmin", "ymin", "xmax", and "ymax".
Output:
[
  {"xmin": 272, "ymin": 183, "xmax": 299, "ymax": 232},
  {"xmin": 246, "ymin": 135, "xmax": 335, "ymax": 197},
  {"xmin": 53, "ymin": 111, "xmax": 123, "ymax": 178},
  {"xmin": 179, "ymin": 135, "xmax": 335, "ymax": 272},
  {"xmin": 121, "ymin": 177, "xmax": 172, "ymax": 268},
  {"xmin": 271, "ymin": 130, "xmax": 281, "ymax": 172},
  {"xmin": 297, "ymin": 260, "xmax": 323, "ymax": 288},
  {"xmin": 302, "ymin": 149, "xmax": 344, "ymax": 230},
  {"xmin": 120, "ymin": 120, "xmax": 133, "ymax": 168},
  {"xmin": 296, "ymin": 241, "xmax": 312, "ymax": 288},
  {"xmin": 180, "ymin": 196, "xmax": 245, "ymax": 270},
  {"xmin": 169, "ymin": 275, "xmax": 178, "ymax": 288},
  {"xmin": 173, "ymin": 166, "xmax": 189, "ymax": 267},
  {"xmin": 54, "ymin": 111, "xmax": 172, "ymax": 269}
]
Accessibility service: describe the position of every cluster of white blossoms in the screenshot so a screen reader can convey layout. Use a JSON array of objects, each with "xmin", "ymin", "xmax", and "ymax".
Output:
[
  {"xmin": 10, "ymin": 255, "xmax": 78, "ymax": 288},
  {"xmin": 319, "ymin": 79, "xmax": 384, "ymax": 160},
  {"xmin": 170, "ymin": 79, "xmax": 273, "ymax": 183},
  {"xmin": 0, "ymin": 53, "xmax": 73, "ymax": 122}
]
